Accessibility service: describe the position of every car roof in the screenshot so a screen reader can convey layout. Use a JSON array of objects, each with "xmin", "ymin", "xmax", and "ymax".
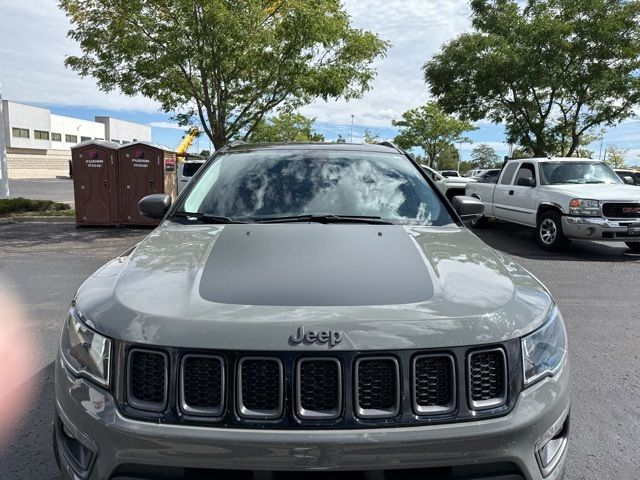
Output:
[{"xmin": 225, "ymin": 142, "xmax": 400, "ymax": 154}]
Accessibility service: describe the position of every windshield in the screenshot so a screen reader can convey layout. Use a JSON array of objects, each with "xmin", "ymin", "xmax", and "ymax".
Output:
[
  {"xmin": 176, "ymin": 149, "xmax": 453, "ymax": 225},
  {"xmin": 540, "ymin": 162, "xmax": 622, "ymax": 185}
]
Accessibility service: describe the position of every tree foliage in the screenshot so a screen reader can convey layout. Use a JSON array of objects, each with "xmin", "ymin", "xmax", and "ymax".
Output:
[
  {"xmin": 363, "ymin": 128, "xmax": 381, "ymax": 144},
  {"xmin": 424, "ymin": 0, "xmax": 640, "ymax": 157},
  {"xmin": 392, "ymin": 103, "xmax": 475, "ymax": 167},
  {"xmin": 605, "ymin": 146, "xmax": 628, "ymax": 168},
  {"xmin": 471, "ymin": 144, "xmax": 500, "ymax": 168},
  {"xmin": 434, "ymin": 144, "xmax": 460, "ymax": 170},
  {"xmin": 248, "ymin": 112, "xmax": 324, "ymax": 143},
  {"xmin": 60, "ymin": 0, "xmax": 389, "ymax": 149}
]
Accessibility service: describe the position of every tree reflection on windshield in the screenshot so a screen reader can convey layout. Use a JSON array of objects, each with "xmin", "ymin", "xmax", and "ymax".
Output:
[{"xmin": 180, "ymin": 150, "xmax": 453, "ymax": 225}]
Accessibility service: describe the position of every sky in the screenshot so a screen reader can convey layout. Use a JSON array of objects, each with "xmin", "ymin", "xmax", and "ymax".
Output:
[{"xmin": 0, "ymin": 0, "xmax": 638, "ymax": 165}]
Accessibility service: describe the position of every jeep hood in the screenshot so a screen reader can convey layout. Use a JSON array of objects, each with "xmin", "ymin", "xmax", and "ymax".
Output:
[{"xmin": 75, "ymin": 222, "xmax": 552, "ymax": 351}]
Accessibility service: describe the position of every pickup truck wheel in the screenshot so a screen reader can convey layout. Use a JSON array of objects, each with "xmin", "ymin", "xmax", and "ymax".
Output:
[
  {"xmin": 537, "ymin": 211, "xmax": 569, "ymax": 250},
  {"xmin": 626, "ymin": 242, "xmax": 640, "ymax": 252},
  {"xmin": 470, "ymin": 216, "xmax": 489, "ymax": 228}
]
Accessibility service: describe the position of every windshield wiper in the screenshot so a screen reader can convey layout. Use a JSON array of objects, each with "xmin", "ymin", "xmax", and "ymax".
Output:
[
  {"xmin": 253, "ymin": 214, "xmax": 394, "ymax": 225},
  {"xmin": 172, "ymin": 211, "xmax": 247, "ymax": 224}
]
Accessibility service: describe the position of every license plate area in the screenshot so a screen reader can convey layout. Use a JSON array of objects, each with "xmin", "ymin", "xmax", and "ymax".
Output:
[{"xmin": 628, "ymin": 224, "xmax": 640, "ymax": 236}]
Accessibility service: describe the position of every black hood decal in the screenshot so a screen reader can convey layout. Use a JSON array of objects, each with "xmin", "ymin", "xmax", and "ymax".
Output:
[{"xmin": 199, "ymin": 224, "xmax": 434, "ymax": 306}]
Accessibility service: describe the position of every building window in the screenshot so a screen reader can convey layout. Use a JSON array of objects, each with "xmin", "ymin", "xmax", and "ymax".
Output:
[
  {"xmin": 65, "ymin": 134, "xmax": 78, "ymax": 143},
  {"xmin": 51, "ymin": 133, "xmax": 62, "ymax": 142},
  {"xmin": 122, "ymin": 140, "xmax": 130, "ymax": 144},
  {"xmin": 95, "ymin": 138, "xmax": 104, "ymax": 141},
  {"xmin": 81, "ymin": 136, "xmax": 91, "ymax": 142},
  {"xmin": 34, "ymin": 130, "xmax": 50, "ymax": 140},
  {"xmin": 12, "ymin": 127, "xmax": 29, "ymax": 138},
  {"xmin": 111, "ymin": 139, "xmax": 120, "ymax": 144}
]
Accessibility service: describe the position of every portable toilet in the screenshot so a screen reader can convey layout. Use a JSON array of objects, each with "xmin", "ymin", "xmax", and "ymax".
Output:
[
  {"xmin": 117, "ymin": 142, "xmax": 177, "ymax": 226},
  {"xmin": 71, "ymin": 140, "xmax": 121, "ymax": 226}
]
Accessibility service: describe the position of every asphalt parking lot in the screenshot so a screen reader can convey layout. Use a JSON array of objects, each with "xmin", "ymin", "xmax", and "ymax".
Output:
[
  {"xmin": 7, "ymin": 178, "xmax": 75, "ymax": 207},
  {"xmin": 0, "ymin": 221, "xmax": 639, "ymax": 479}
]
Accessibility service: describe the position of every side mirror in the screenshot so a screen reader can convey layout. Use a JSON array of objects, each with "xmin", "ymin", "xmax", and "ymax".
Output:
[
  {"xmin": 516, "ymin": 177, "xmax": 535, "ymax": 187},
  {"xmin": 452, "ymin": 195, "xmax": 485, "ymax": 221},
  {"xmin": 623, "ymin": 176, "xmax": 635, "ymax": 186},
  {"xmin": 139, "ymin": 194, "xmax": 172, "ymax": 220}
]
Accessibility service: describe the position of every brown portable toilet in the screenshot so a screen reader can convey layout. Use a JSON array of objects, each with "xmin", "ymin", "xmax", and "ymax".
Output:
[
  {"xmin": 117, "ymin": 142, "xmax": 177, "ymax": 226},
  {"xmin": 71, "ymin": 140, "xmax": 121, "ymax": 226}
]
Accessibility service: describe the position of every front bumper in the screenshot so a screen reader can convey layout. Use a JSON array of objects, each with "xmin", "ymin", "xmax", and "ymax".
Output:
[
  {"xmin": 55, "ymin": 355, "xmax": 570, "ymax": 480},
  {"xmin": 561, "ymin": 215, "xmax": 640, "ymax": 241}
]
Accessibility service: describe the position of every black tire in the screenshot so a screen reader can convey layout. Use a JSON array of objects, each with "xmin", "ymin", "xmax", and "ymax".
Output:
[
  {"xmin": 537, "ymin": 210, "xmax": 569, "ymax": 250},
  {"xmin": 626, "ymin": 242, "xmax": 640, "ymax": 252},
  {"xmin": 469, "ymin": 215, "xmax": 489, "ymax": 229}
]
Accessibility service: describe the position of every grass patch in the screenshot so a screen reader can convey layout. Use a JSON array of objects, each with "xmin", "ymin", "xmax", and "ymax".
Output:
[{"xmin": 0, "ymin": 197, "xmax": 73, "ymax": 217}]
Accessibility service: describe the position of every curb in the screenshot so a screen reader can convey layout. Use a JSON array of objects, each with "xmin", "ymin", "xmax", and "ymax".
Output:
[{"xmin": 0, "ymin": 216, "xmax": 76, "ymax": 224}]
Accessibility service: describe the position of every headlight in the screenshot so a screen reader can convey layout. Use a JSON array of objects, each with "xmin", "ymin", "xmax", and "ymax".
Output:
[
  {"xmin": 60, "ymin": 309, "xmax": 111, "ymax": 387},
  {"xmin": 569, "ymin": 198, "xmax": 600, "ymax": 216},
  {"xmin": 522, "ymin": 306, "xmax": 567, "ymax": 387}
]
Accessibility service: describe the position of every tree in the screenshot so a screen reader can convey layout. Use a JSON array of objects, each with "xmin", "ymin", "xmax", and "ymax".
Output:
[
  {"xmin": 199, "ymin": 149, "xmax": 211, "ymax": 158},
  {"xmin": 392, "ymin": 103, "xmax": 475, "ymax": 167},
  {"xmin": 248, "ymin": 112, "xmax": 324, "ymax": 143},
  {"xmin": 363, "ymin": 129, "xmax": 381, "ymax": 144},
  {"xmin": 60, "ymin": 0, "xmax": 389, "ymax": 150},
  {"xmin": 471, "ymin": 144, "xmax": 500, "ymax": 168},
  {"xmin": 434, "ymin": 144, "xmax": 460, "ymax": 170},
  {"xmin": 335, "ymin": 134, "xmax": 347, "ymax": 144},
  {"xmin": 604, "ymin": 146, "xmax": 628, "ymax": 168},
  {"xmin": 424, "ymin": 0, "xmax": 640, "ymax": 158}
]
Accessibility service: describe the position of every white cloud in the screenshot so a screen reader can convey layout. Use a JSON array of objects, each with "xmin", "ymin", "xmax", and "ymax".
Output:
[
  {"xmin": 147, "ymin": 121, "xmax": 187, "ymax": 130},
  {"xmin": 0, "ymin": 0, "xmax": 470, "ymax": 123},
  {"xmin": 0, "ymin": 0, "xmax": 159, "ymax": 112}
]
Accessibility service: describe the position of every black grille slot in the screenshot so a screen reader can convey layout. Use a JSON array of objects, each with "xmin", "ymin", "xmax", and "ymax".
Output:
[
  {"xmin": 602, "ymin": 203, "xmax": 640, "ymax": 218},
  {"xmin": 468, "ymin": 348, "xmax": 507, "ymax": 410},
  {"xmin": 413, "ymin": 355, "xmax": 455, "ymax": 414},
  {"xmin": 355, "ymin": 357, "xmax": 399, "ymax": 418},
  {"xmin": 180, "ymin": 355, "xmax": 224, "ymax": 416},
  {"xmin": 128, "ymin": 349, "xmax": 167, "ymax": 411},
  {"xmin": 297, "ymin": 358, "xmax": 341, "ymax": 419},
  {"xmin": 238, "ymin": 358, "xmax": 283, "ymax": 419}
]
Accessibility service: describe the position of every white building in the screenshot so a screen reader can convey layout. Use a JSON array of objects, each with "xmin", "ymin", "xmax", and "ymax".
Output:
[{"xmin": 1, "ymin": 100, "xmax": 152, "ymax": 177}]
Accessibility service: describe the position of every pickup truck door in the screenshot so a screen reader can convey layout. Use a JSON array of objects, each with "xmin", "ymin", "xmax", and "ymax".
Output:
[
  {"xmin": 492, "ymin": 162, "xmax": 520, "ymax": 222},
  {"xmin": 506, "ymin": 162, "xmax": 539, "ymax": 226}
]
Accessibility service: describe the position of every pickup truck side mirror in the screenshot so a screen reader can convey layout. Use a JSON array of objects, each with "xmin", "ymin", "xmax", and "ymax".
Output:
[
  {"xmin": 623, "ymin": 176, "xmax": 635, "ymax": 186},
  {"xmin": 516, "ymin": 177, "xmax": 535, "ymax": 187},
  {"xmin": 452, "ymin": 195, "xmax": 484, "ymax": 221},
  {"xmin": 139, "ymin": 194, "xmax": 172, "ymax": 220}
]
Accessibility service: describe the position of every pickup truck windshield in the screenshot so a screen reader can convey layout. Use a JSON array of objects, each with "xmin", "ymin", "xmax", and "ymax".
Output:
[
  {"xmin": 176, "ymin": 149, "xmax": 453, "ymax": 225},
  {"xmin": 540, "ymin": 162, "xmax": 622, "ymax": 185}
]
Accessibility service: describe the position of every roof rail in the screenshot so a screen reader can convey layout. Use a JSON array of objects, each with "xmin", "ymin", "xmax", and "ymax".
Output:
[{"xmin": 378, "ymin": 141, "xmax": 405, "ymax": 154}]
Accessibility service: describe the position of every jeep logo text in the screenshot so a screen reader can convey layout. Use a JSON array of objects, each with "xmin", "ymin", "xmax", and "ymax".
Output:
[{"xmin": 289, "ymin": 326, "xmax": 343, "ymax": 347}]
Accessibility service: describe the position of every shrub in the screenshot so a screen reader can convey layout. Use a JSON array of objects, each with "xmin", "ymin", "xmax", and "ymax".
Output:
[{"xmin": 0, "ymin": 197, "xmax": 72, "ymax": 216}]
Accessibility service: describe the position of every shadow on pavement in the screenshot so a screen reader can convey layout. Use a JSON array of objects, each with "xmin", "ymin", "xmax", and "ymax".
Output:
[
  {"xmin": 0, "ymin": 361, "xmax": 60, "ymax": 480},
  {"xmin": 470, "ymin": 220, "xmax": 639, "ymax": 263}
]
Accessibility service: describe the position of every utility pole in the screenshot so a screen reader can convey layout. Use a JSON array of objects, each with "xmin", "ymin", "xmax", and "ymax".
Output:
[
  {"xmin": 350, "ymin": 115, "xmax": 354, "ymax": 144},
  {"xmin": 0, "ymin": 83, "xmax": 9, "ymax": 198},
  {"xmin": 457, "ymin": 141, "xmax": 463, "ymax": 173},
  {"xmin": 598, "ymin": 138, "xmax": 604, "ymax": 161}
]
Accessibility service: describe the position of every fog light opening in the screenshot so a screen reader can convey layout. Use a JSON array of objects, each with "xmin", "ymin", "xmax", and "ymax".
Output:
[
  {"xmin": 536, "ymin": 415, "xmax": 569, "ymax": 477},
  {"xmin": 56, "ymin": 416, "xmax": 95, "ymax": 475}
]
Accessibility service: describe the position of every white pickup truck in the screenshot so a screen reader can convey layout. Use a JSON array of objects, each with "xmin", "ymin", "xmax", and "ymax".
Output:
[{"xmin": 466, "ymin": 157, "xmax": 640, "ymax": 251}]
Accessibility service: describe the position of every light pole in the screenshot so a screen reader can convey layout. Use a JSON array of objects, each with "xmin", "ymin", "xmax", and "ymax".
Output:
[
  {"xmin": 0, "ymin": 83, "xmax": 9, "ymax": 197},
  {"xmin": 457, "ymin": 141, "xmax": 463, "ymax": 173},
  {"xmin": 350, "ymin": 115, "xmax": 354, "ymax": 144}
]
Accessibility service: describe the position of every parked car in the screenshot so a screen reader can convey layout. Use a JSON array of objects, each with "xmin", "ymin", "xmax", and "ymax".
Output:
[
  {"xmin": 421, "ymin": 164, "xmax": 477, "ymax": 201},
  {"xmin": 473, "ymin": 168, "xmax": 501, "ymax": 184},
  {"xmin": 614, "ymin": 168, "xmax": 640, "ymax": 186},
  {"xmin": 177, "ymin": 159, "xmax": 206, "ymax": 194},
  {"xmin": 54, "ymin": 142, "xmax": 569, "ymax": 480},
  {"xmin": 464, "ymin": 168, "xmax": 484, "ymax": 177},
  {"xmin": 466, "ymin": 157, "xmax": 640, "ymax": 251},
  {"xmin": 439, "ymin": 169, "xmax": 460, "ymax": 178}
]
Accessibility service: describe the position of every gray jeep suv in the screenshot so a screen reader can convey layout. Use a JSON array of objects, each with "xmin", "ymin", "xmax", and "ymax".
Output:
[{"xmin": 54, "ymin": 143, "xmax": 569, "ymax": 480}]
